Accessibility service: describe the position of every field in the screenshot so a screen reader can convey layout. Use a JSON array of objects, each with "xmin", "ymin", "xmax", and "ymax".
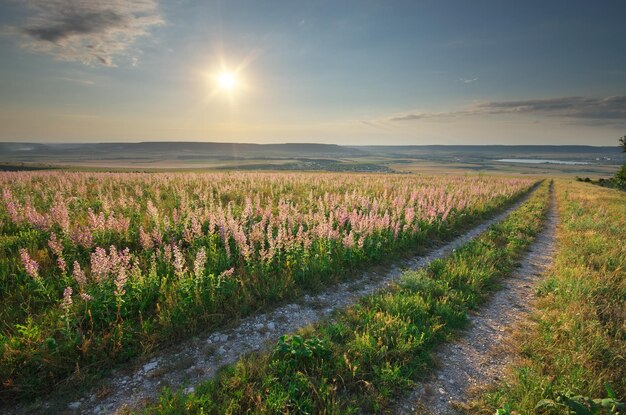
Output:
[
  {"xmin": 0, "ymin": 171, "xmax": 533, "ymax": 404},
  {"xmin": 145, "ymin": 180, "xmax": 552, "ymax": 414},
  {"xmin": 0, "ymin": 171, "xmax": 623, "ymax": 414}
]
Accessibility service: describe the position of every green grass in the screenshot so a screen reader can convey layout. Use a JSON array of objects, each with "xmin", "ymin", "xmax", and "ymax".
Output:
[
  {"xmin": 467, "ymin": 180, "xmax": 625, "ymax": 415},
  {"xmin": 139, "ymin": 182, "xmax": 551, "ymax": 414}
]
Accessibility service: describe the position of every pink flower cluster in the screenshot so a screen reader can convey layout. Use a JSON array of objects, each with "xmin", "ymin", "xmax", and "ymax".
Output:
[
  {"xmin": 1, "ymin": 171, "xmax": 534, "ymax": 301},
  {"xmin": 19, "ymin": 248, "xmax": 39, "ymax": 279},
  {"xmin": 90, "ymin": 245, "xmax": 131, "ymax": 282}
]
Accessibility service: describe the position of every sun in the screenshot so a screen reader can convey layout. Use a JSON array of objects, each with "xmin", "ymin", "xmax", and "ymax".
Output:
[
  {"xmin": 217, "ymin": 72, "xmax": 236, "ymax": 90},
  {"xmin": 201, "ymin": 63, "xmax": 248, "ymax": 102}
]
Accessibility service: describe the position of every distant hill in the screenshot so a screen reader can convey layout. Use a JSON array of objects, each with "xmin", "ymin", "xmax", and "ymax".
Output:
[
  {"xmin": 0, "ymin": 142, "xmax": 623, "ymax": 171},
  {"xmin": 353, "ymin": 145, "xmax": 621, "ymax": 153},
  {"xmin": 0, "ymin": 142, "xmax": 366, "ymax": 162},
  {"xmin": 353, "ymin": 144, "xmax": 622, "ymax": 155},
  {"xmin": 352, "ymin": 145, "xmax": 624, "ymax": 162}
]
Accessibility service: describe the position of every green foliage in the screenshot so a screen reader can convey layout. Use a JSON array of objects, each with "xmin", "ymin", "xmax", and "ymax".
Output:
[
  {"xmin": 495, "ymin": 403, "xmax": 512, "ymax": 415},
  {"xmin": 534, "ymin": 388, "xmax": 624, "ymax": 415},
  {"xmin": 273, "ymin": 335, "xmax": 332, "ymax": 371},
  {"xmin": 612, "ymin": 135, "xmax": 626, "ymax": 188},
  {"xmin": 614, "ymin": 163, "xmax": 626, "ymax": 189}
]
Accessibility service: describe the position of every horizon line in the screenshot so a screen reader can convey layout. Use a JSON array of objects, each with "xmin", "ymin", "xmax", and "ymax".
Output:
[{"xmin": 0, "ymin": 141, "xmax": 621, "ymax": 148}]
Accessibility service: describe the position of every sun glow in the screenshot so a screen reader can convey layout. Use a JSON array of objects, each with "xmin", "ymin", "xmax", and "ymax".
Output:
[
  {"xmin": 217, "ymin": 72, "xmax": 236, "ymax": 90},
  {"xmin": 200, "ymin": 55, "xmax": 256, "ymax": 103}
]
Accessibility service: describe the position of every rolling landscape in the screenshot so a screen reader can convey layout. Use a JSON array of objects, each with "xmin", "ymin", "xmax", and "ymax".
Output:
[
  {"xmin": 0, "ymin": 1, "xmax": 624, "ymax": 414},
  {"xmin": 0, "ymin": 142, "xmax": 623, "ymax": 176}
]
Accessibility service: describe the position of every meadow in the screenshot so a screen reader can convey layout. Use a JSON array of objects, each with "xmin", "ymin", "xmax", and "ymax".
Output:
[
  {"xmin": 0, "ymin": 171, "xmax": 534, "ymax": 403},
  {"xmin": 126, "ymin": 178, "xmax": 625, "ymax": 415},
  {"xmin": 140, "ymin": 180, "xmax": 552, "ymax": 414}
]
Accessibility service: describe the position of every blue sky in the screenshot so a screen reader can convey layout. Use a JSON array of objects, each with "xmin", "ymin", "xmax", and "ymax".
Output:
[{"xmin": 0, "ymin": 0, "xmax": 625, "ymax": 145}]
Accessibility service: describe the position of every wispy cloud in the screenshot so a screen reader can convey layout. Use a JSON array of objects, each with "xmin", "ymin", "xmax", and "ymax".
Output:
[
  {"xmin": 389, "ymin": 96, "xmax": 626, "ymax": 122},
  {"xmin": 479, "ymin": 96, "xmax": 626, "ymax": 119},
  {"xmin": 59, "ymin": 77, "xmax": 95, "ymax": 85},
  {"xmin": 7, "ymin": 0, "xmax": 163, "ymax": 67},
  {"xmin": 390, "ymin": 111, "xmax": 462, "ymax": 121},
  {"xmin": 459, "ymin": 77, "xmax": 478, "ymax": 84}
]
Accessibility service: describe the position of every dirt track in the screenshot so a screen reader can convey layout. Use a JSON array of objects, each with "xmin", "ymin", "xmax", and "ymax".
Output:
[{"xmin": 394, "ymin": 184, "xmax": 557, "ymax": 415}]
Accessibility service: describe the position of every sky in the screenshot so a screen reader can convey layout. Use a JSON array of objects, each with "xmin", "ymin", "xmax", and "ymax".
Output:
[{"xmin": 0, "ymin": 0, "xmax": 625, "ymax": 145}]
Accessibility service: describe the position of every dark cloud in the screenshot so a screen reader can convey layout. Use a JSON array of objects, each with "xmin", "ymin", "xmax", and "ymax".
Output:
[
  {"xmin": 23, "ymin": 10, "xmax": 124, "ymax": 42},
  {"xmin": 8, "ymin": 0, "xmax": 162, "ymax": 66},
  {"xmin": 389, "ymin": 96, "xmax": 626, "ymax": 122}
]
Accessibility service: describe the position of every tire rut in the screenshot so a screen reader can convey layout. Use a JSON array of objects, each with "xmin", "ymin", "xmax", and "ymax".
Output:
[{"xmin": 394, "ymin": 183, "xmax": 558, "ymax": 415}]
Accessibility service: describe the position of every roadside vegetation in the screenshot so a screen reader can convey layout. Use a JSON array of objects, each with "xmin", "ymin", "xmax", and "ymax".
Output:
[
  {"xmin": 613, "ymin": 135, "xmax": 626, "ymax": 189},
  {"xmin": 576, "ymin": 136, "xmax": 626, "ymax": 191},
  {"xmin": 467, "ymin": 180, "xmax": 625, "ymax": 415},
  {"xmin": 140, "ymin": 181, "xmax": 550, "ymax": 414},
  {"xmin": 0, "ymin": 171, "xmax": 534, "ymax": 403}
]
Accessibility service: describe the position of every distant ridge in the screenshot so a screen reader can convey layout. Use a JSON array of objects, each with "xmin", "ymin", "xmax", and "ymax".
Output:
[
  {"xmin": 1, "ymin": 142, "xmax": 620, "ymax": 154},
  {"xmin": 0, "ymin": 142, "xmax": 622, "ymax": 170},
  {"xmin": 0, "ymin": 141, "xmax": 366, "ymax": 158},
  {"xmin": 352, "ymin": 145, "xmax": 622, "ymax": 153}
]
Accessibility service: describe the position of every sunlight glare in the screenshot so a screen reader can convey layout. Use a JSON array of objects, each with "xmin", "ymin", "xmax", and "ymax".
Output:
[{"xmin": 218, "ymin": 72, "xmax": 236, "ymax": 90}]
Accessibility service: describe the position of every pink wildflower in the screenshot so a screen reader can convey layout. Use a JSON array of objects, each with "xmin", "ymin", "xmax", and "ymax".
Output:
[
  {"xmin": 139, "ymin": 226, "xmax": 153, "ymax": 250},
  {"xmin": 25, "ymin": 202, "xmax": 49, "ymax": 230},
  {"xmin": 50, "ymin": 195, "xmax": 70, "ymax": 232},
  {"xmin": 342, "ymin": 232, "xmax": 356, "ymax": 249},
  {"xmin": 219, "ymin": 267, "xmax": 235, "ymax": 278},
  {"xmin": 57, "ymin": 257, "xmax": 67, "ymax": 273},
  {"xmin": 70, "ymin": 226, "xmax": 93, "ymax": 248},
  {"xmin": 80, "ymin": 292, "xmax": 93, "ymax": 301},
  {"xmin": 163, "ymin": 244, "xmax": 172, "ymax": 264},
  {"xmin": 172, "ymin": 245, "xmax": 186, "ymax": 277},
  {"xmin": 151, "ymin": 228, "xmax": 163, "ymax": 246},
  {"xmin": 193, "ymin": 247, "xmax": 207, "ymax": 277},
  {"xmin": 61, "ymin": 286, "xmax": 73, "ymax": 310},
  {"xmin": 72, "ymin": 261, "xmax": 87, "ymax": 287},
  {"xmin": 146, "ymin": 200, "xmax": 159, "ymax": 223},
  {"xmin": 114, "ymin": 267, "xmax": 127, "ymax": 297},
  {"xmin": 48, "ymin": 232, "xmax": 64, "ymax": 256},
  {"xmin": 87, "ymin": 208, "xmax": 105, "ymax": 232},
  {"xmin": 191, "ymin": 216, "xmax": 203, "ymax": 239},
  {"xmin": 90, "ymin": 247, "xmax": 110, "ymax": 280},
  {"xmin": 106, "ymin": 213, "xmax": 130, "ymax": 234},
  {"xmin": 19, "ymin": 248, "xmax": 39, "ymax": 279},
  {"xmin": 4, "ymin": 199, "xmax": 22, "ymax": 223}
]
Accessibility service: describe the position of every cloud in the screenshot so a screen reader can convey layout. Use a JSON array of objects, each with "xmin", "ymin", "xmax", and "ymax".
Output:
[
  {"xmin": 7, "ymin": 0, "xmax": 163, "ymax": 66},
  {"xmin": 389, "ymin": 96, "xmax": 626, "ymax": 122},
  {"xmin": 459, "ymin": 77, "xmax": 478, "ymax": 84},
  {"xmin": 60, "ymin": 77, "xmax": 95, "ymax": 85},
  {"xmin": 478, "ymin": 96, "xmax": 626, "ymax": 119},
  {"xmin": 390, "ymin": 111, "xmax": 462, "ymax": 121}
]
